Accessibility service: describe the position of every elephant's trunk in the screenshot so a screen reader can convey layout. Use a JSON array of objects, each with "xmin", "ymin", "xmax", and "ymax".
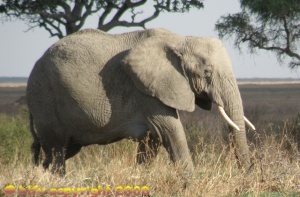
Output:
[{"xmin": 217, "ymin": 78, "xmax": 252, "ymax": 172}]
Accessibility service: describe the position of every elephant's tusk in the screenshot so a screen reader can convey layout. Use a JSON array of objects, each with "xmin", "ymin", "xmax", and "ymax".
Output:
[
  {"xmin": 244, "ymin": 116, "xmax": 256, "ymax": 131},
  {"xmin": 218, "ymin": 106, "xmax": 240, "ymax": 131}
]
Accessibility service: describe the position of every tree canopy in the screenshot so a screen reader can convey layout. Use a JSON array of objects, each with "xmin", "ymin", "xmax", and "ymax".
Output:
[
  {"xmin": 215, "ymin": 0, "xmax": 300, "ymax": 68},
  {"xmin": 0, "ymin": 0, "xmax": 204, "ymax": 39}
]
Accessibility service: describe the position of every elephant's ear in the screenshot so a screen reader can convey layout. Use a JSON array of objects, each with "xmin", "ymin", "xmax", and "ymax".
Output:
[{"xmin": 122, "ymin": 36, "xmax": 195, "ymax": 112}]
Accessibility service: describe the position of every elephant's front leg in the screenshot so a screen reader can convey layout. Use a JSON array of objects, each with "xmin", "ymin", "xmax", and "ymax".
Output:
[
  {"xmin": 147, "ymin": 113, "xmax": 195, "ymax": 180},
  {"xmin": 136, "ymin": 132, "xmax": 161, "ymax": 164}
]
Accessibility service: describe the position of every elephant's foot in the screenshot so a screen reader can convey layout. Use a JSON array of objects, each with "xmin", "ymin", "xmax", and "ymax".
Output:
[{"xmin": 50, "ymin": 148, "xmax": 66, "ymax": 177}]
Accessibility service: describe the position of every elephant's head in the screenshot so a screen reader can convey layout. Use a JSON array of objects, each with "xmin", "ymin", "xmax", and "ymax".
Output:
[{"xmin": 122, "ymin": 35, "xmax": 254, "ymax": 171}]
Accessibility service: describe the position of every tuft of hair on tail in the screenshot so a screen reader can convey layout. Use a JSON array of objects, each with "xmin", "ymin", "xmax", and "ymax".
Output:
[{"xmin": 29, "ymin": 113, "xmax": 41, "ymax": 166}]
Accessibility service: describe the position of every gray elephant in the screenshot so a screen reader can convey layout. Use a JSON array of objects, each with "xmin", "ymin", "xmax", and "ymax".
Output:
[{"xmin": 27, "ymin": 28, "xmax": 255, "ymax": 178}]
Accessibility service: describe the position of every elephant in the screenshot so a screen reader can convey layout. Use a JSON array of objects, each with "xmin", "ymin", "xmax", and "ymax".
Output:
[{"xmin": 27, "ymin": 28, "xmax": 255, "ymax": 179}]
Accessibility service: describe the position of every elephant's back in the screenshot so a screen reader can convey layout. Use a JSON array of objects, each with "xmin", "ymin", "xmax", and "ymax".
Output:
[
  {"xmin": 27, "ymin": 29, "xmax": 139, "ymax": 130},
  {"xmin": 34, "ymin": 28, "xmax": 175, "ymax": 99},
  {"xmin": 37, "ymin": 30, "xmax": 127, "ymax": 88},
  {"xmin": 29, "ymin": 28, "xmax": 176, "ymax": 87},
  {"xmin": 27, "ymin": 30, "xmax": 111, "ymax": 122},
  {"xmin": 27, "ymin": 28, "xmax": 176, "ymax": 129}
]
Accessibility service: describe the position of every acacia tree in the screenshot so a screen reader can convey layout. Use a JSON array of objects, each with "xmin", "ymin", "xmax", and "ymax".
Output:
[
  {"xmin": 215, "ymin": 0, "xmax": 300, "ymax": 68},
  {"xmin": 0, "ymin": 0, "xmax": 203, "ymax": 39}
]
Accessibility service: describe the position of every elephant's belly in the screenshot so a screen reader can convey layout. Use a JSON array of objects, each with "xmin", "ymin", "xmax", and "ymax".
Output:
[{"xmin": 71, "ymin": 119, "xmax": 149, "ymax": 145}]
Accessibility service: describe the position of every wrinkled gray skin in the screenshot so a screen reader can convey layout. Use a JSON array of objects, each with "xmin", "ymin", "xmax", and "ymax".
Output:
[{"xmin": 27, "ymin": 28, "xmax": 251, "ymax": 178}]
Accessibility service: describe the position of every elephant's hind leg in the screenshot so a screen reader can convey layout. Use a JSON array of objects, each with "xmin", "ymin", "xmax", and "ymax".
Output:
[
  {"xmin": 41, "ymin": 143, "xmax": 67, "ymax": 176},
  {"xmin": 38, "ymin": 127, "xmax": 68, "ymax": 176},
  {"xmin": 136, "ymin": 132, "xmax": 161, "ymax": 164},
  {"xmin": 41, "ymin": 144, "xmax": 53, "ymax": 170}
]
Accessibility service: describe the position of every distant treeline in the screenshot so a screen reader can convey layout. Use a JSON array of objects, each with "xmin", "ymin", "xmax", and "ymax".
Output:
[
  {"xmin": 237, "ymin": 78, "xmax": 300, "ymax": 82},
  {"xmin": 0, "ymin": 77, "xmax": 28, "ymax": 83}
]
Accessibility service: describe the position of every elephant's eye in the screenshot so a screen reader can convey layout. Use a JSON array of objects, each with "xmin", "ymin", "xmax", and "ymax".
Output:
[
  {"xmin": 204, "ymin": 69, "xmax": 212, "ymax": 83},
  {"xmin": 204, "ymin": 69, "xmax": 212, "ymax": 78}
]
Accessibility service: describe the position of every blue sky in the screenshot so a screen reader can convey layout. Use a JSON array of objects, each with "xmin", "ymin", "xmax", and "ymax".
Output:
[{"xmin": 0, "ymin": 0, "xmax": 299, "ymax": 78}]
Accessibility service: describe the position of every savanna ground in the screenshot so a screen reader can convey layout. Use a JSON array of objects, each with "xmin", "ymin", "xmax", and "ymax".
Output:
[{"xmin": 0, "ymin": 82, "xmax": 299, "ymax": 196}]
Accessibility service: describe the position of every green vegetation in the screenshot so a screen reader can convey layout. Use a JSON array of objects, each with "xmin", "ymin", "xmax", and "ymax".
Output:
[
  {"xmin": 216, "ymin": 0, "xmax": 300, "ymax": 68},
  {"xmin": 0, "ymin": 108, "xmax": 31, "ymax": 165}
]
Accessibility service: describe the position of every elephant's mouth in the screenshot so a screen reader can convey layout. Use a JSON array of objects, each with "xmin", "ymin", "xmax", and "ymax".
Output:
[{"xmin": 195, "ymin": 92, "xmax": 212, "ymax": 110}]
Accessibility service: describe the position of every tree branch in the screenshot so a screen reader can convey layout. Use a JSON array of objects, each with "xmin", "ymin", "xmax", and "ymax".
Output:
[
  {"xmin": 56, "ymin": 0, "xmax": 72, "ymax": 17},
  {"xmin": 1, "ymin": 0, "xmax": 204, "ymax": 39},
  {"xmin": 98, "ymin": 1, "xmax": 116, "ymax": 28},
  {"xmin": 77, "ymin": 0, "xmax": 99, "ymax": 30},
  {"xmin": 99, "ymin": 0, "xmax": 160, "ymax": 31},
  {"xmin": 282, "ymin": 16, "xmax": 291, "ymax": 50},
  {"xmin": 39, "ymin": 17, "xmax": 64, "ymax": 38},
  {"xmin": 216, "ymin": 6, "xmax": 300, "ymax": 68}
]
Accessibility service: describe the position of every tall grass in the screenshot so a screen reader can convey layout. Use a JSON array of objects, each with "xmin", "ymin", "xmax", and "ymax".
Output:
[{"xmin": 0, "ymin": 107, "xmax": 299, "ymax": 196}]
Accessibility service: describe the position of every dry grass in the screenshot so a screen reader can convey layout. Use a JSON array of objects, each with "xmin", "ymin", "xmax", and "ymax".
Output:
[
  {"xmin": 0, "ymin": 83, "xmax": 300, "ymax": 196},
  {"xmin": 0, "ymin": 116, "xmax": 299, "ymax": 196}
]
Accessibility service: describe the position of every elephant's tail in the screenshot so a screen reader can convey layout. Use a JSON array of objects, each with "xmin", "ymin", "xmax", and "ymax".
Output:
[{"xmin": 29, "ymin": 113, "xmax": 41, "ymax": 166}]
